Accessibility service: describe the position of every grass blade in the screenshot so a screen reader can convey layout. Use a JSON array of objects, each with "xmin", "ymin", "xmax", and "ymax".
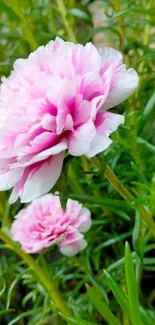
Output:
[
  {"xmin": 125, "ymin": 242, "xmax": 143, "ymax": 325},
  {"xmin": 86, "ymin": 284, "xmax": 121, "ymax": 325},
  {"xmin": 103, "ymin": 270, "xmax": 131, "ymax": 320},
  {"xmin": 59, "ymin": 312, "xmax": 98, "ymax": 325},
  {"xmin": 0, "ymin": 309, "xmax": 15, "ymax": 316},
  {"xmin": 132, "ymin": 209, "xmax": 143, "ymax": 261},
  {"xmin": 140, "ymin": 307, "xmax": 155, "ymax": 325},
  {"xmin": 104, "ymin": 270, "xmax": 155, "ymax": 325}
]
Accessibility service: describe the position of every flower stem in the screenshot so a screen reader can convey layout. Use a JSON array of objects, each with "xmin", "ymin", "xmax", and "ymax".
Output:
[
  {"xmin": 8, "ymin": 0, "xmax": 38, "ymax": 51},
  {"xmin": 0, "ymin": 228, "xmax": 71, "ymax": 315},
  {"xmin": 56, "ymin": 0, "xmax": 77, "ymax": 43},
  {"xmin": 89, "ymin": 156, "xmax": 155, "ymax": 236}
]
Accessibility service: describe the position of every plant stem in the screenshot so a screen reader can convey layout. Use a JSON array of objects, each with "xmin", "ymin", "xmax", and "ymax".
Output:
[
  {"xmin": 56, "ymin": 0, "xmax": 77, "ymax": 43},
  {"xmin": 90, "ymin": 156, "xmax": 134, "ymax": 202},
  {"xmin": 8, "ymin": 0, "xmax": 38, "ymax": 51},
  {"xmin": 89, "ymin": 156, "xmax": 155, "ymax": 236},
  {"xmin": 0, "ymin": 229, "xmax": 71, "ymax": 316}
]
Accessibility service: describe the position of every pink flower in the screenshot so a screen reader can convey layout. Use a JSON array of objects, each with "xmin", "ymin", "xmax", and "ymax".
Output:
[
  {"xmin": 11, "ymin": 194, "xmax": 91, "ymax": 256},
  {"xmin": 0, "ymin": 38, "xmax": 138, "ymax": 203}
]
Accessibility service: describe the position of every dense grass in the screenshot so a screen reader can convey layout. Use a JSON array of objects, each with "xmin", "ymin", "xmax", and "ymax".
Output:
[{"xmin": 0, "ymin": 0, "xmax": 155, "ymax": 324}]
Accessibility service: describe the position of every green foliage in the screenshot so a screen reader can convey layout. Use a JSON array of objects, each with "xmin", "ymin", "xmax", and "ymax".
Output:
[
  {"xmin": 0, "ymin": 0, "xmax": 155, "ymax": 324},
  {"xmin": 59, "ymin": 243, "xmax": 155, "ymax": 325}
]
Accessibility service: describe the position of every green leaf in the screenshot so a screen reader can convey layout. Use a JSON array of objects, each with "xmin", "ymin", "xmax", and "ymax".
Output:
[
  {"xmin": 69, "ymin": 194, "xmax": 129, "ymax": 209},
  {"xmin": 87, "ymin": 272, "xmax": 109, "ymax": 304},
  {"xmin": 6, "ymin": 268, "xmax": 29, "ymax": 309},
  {"xmin": 0, "ymin": 274, "xmax": 6, "ymax": 297},
  {"xmin": 132, "ymin": 210, "xmax": 143, "ymax": 261},
  {"xmin": 150, "ymin": 174, "xmax": 155, "ymax": 215},
  {"xmin": 131, "ymin": 161, "xmax": 148, "ymax": 184},
  {"xmin": 86, "ymin": 284, "xmax": 121, "ymax": 325},
  {"xmin": 95, "ymin": 230, "xmax": 132, "ymax": 252},
  {"xmin": 59, "ymin": 171, "xmax": 68, "ymax": 211},
  {"xmin": 7, "ymin": 308, "xmax": 42, "ymax": 325},
  {"xmin": 59, "ymin": 312, "xmax": 98, "ymax": 325},
  {"xmin": 0, "ymin": 32, "xmax": 21, "ymax": 40},
  {"xmin": 140, "ymin": 307, "xmax": 155, "ymax": 325},
  {"xmin": 5, "ymin": 0, "xmax": 24, "ymax": 20},
  {"xmin": 139, "ymin": 91, "xmax": 155, "ymax": 133},
  {"xmin": 58, "ymin": 156, "xmax": 72, "ymax": 211},
  {"xmin": 131, "ymin": 136, "xmax": 155, "ymax": 153},
  {"xmin": 0, "ymin": 309, "xmax": 15, "ymax": 316},
  {"xmin": 104, "ymin": 270, "xmax": 155, "ymax": 325},
  {"xmin": 0, "ymin": 2, "xmax": 20, "ymax": 20},
  {"xmin": 68, "ymin": 7, "xmax": 92, "ymax": 24},
  {"xmin": 103, "ymin": 270, "xmax": 131, "ymax": 320},
  {"xmin": 125, "ymin": 242, "xmax": 143, "ymax": 325}
]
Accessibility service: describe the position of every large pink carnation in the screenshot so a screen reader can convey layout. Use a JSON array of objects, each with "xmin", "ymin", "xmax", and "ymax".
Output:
[
  {"xmin": 0, "ymin": 37, "xmax": 138, "ymax": 203},
  {"xmin": 11, "ymin": 194, "xmax": 91, "ymax": 256}
]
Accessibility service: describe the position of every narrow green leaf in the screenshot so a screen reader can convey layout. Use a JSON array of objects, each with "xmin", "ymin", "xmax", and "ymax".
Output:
[
  {"xmin": 131, "ymin": 161, "xmax": 148, "ymax": 184},
  {"xmin": 87, "ymin": 272, "xmax": 109, "ymax": 304},
  {"xmin": 0, "ymin": 2, "xmax": 20, "ymax": 20},
  {"xmin": 86, "ymin": 284, "xmax": 121, "ymax": 325},
  {"xmin": 59, "ymin": 312, "xmax": 98, "ymax": 325},
  {"xmin": 68, "ymin": 8, "xmax": 92, "ymax": 23},
  {"xmin": 0, "ymin": 309, "xmax": 15, "ymax": 316},
  {"xmin": 95, "ymin": 230, "xmax": 132, "ymax": 252},
  {"xmin": 104, "ymin": 270, "xmax": 155, "ymax": 325},
  {"xmin": 69, "ymin": 194, "xmax": 129, "ymax": 208},
  {"xmin": 58, "ymin": 156, "xmax": 72, "ymax": 211},
  {"xmin": 149, "ymin": 174, "xmax": 155, "ymax": 215},
  {"xmin": 131, "ymin": 136, "xmax": 155, "ymax": 153},
  {"xmin": 103, "ymin": 270, "xmax": 131, "ymax": 320},
  {"xmin": 132, "ymin": 210, "xmax": 143, "ymax": 261},
  {"xmin": 0, "ymin": 32, "xmax": 21, "ymax": 40},
  {"xmin": 140, "ymin": 307, "xmax": 155, "ymax": 325},
  {"xmin": 125, "ymin": 242, "xmax": 143, "ymax": 325},
  {"xmin": 7, "ymin": 308, "xmax": 42, "ymax": 325},
  {"xmin": 139, "ymin": 91, "xmax": 155, "ymax": 132},
  {"xmin": 6, "ymin": 268, "xmax": 29, "ymax": 309},
  {"xmin": 59, "ymin": 171, "xmax": 68, "ymax": 211},
  {"xmin": 0, "ymin": 274, "xmax": 6, "ymax": 297}
]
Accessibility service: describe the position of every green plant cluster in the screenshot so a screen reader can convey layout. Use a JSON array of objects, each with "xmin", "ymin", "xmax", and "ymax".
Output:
[{"xmin": 0, "ymin": 0, "xmax": 155, "ymax": 324}]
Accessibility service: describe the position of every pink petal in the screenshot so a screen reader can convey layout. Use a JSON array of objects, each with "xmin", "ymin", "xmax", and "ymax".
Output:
[
  {"xmin": 68, "ymin": 122, "xmax": 96, "ymax": 156},
  {"xmin": 55, "ymin": 80, "xmax": 77, "ymax": 133},
  {"xmin": 86, "ymin": 133, "xmax": 112, "ymax": 158},
  {"xmin": 104, "ymin": 69, "xmax": 138, "ymax": 109},
  {"xmin": 95, "ymin": 111, "xmax": 124, "ymax": 137},
  {"xmin": 99, "ymin": 47, "xmax": 138, "ymax": 109},
  {"xmin": 30, "ymin": 131, "xmax": 58, "ymax": 149},
  {"xmin": 86, "ymin": 111, "xmax": 124, "ymax": 157},
  {"xmin": 60, "ymin": 238, "xmax": 87, "ymax": 256},
  {"xmin": 12, "ymin": 139, "xmax": 68, "ymax": 167},
  {"xmin": 19, "ymin": 153, "xmax": 64, "ymax": 203},
  {"xmin": 99, "ymin": 47, "xmax": 122, "ymax": 71},
  {"xmin": 41, "ymin": 113, "xmax": 56, "ymax": 132},
  {"xmin": 72, "ymin": 42, "xmax": 101, "ymax": 74},
  {"xmin": 29, "ymin": 139, "xmax": 67, "ymax": 162},
  {"xmin": 0, "ymin": 146, "xmax": 30, "ymax": 159},
  {"xmin": 0, "ymin": 168, "xmax": 24, "ymax": 191},
  {"xmin": 79, "ymin": 72, "xmax": 104, "ymax": 101},
  {"xmin": 73, "ymin": 100, "xmax": 93, "ymax": 126},
  {"xmin": 78, "ymin": 207, "xmax": 92, "ymax": 232}
]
